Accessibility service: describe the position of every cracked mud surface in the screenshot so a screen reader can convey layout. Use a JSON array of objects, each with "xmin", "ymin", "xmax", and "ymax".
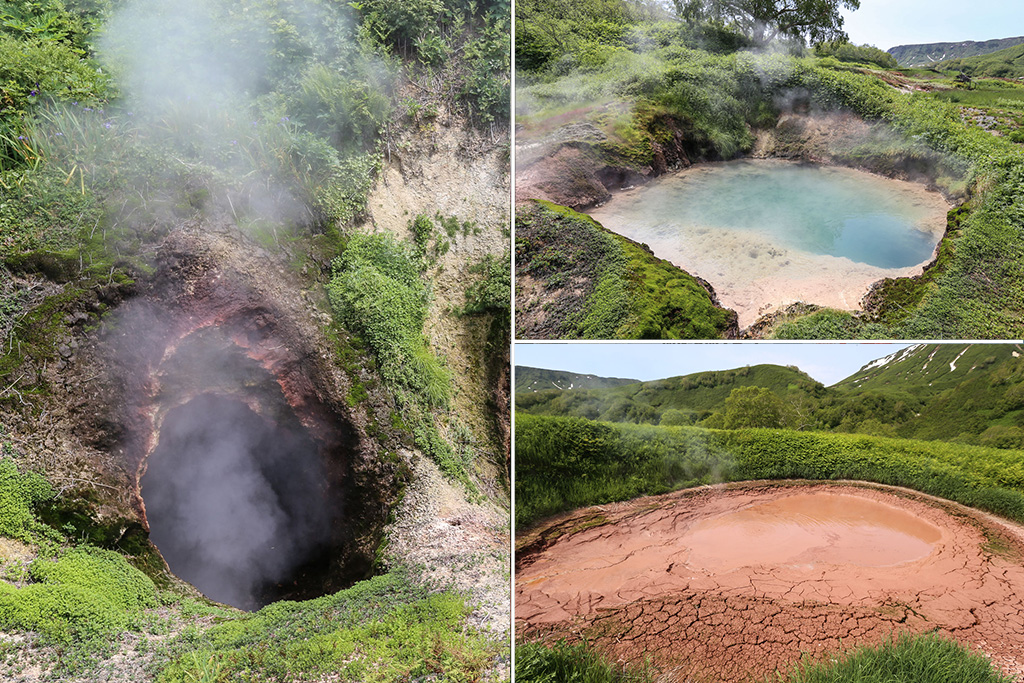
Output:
[{"xmin": 516, "ymin": 482, "xmax": 1024, "ymax": 682}]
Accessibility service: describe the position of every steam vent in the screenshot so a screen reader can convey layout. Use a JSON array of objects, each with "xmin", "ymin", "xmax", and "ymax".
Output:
[{"xmin": 108, "ymin": 229, "xmax": 394, "ymax": 610}]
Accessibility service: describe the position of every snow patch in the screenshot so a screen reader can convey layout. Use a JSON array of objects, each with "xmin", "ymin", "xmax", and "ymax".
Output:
[{"xmin": 950, "ymin": 346, "xmax": 970, "ymax": 373}]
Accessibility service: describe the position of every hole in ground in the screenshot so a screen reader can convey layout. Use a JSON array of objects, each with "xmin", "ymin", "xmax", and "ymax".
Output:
[{"xmin": 141, "ymin": 393, "xmax": 332, "ymax": 610}]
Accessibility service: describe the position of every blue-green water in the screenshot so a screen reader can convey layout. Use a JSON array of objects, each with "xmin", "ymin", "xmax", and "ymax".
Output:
[{"xmin": 607, "ymin": 160, "xmax": 944, "ymax": 269}]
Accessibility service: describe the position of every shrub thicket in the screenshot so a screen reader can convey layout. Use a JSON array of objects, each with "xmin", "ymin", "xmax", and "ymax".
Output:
[{"xmin": 515, "ymin": 414, "xmax": 1024, "ymax": 528}]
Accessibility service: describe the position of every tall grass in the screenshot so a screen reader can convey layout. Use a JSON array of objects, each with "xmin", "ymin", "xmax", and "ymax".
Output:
[
  {"xmin": 779, "ymin": 632, "xmax": 1012, "ymax": 683},
  {"xmin": 516, "ymin": 640, "xmax": 651, "ymax": 683}
]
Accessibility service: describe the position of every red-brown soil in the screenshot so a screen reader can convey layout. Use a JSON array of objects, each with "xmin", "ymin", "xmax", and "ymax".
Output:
[{"xmin": 516, "ymin": 482, "xmax": 1024, "ymax": 682}]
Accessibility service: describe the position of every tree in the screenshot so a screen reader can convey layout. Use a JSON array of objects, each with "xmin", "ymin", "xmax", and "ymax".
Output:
[
  {"xmin": 716, "ymin": 386, "xmax": 794, "ymax": 429},
  {"xmin": 674, "ymin": 0, "xmax": 860, "ymax": 45}
]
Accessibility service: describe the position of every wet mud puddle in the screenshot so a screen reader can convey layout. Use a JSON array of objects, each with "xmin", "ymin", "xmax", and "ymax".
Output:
[
  {"xmin": 516, "ymin": 485, "xmax": 1024, "ymax": 683},
  {"xmin": 684, "ymin": 492, "xmax": 941, "ymax": 571},
  {"xmin": 588, "ymin": 159, "xmax": 951, "ymax": 326}
]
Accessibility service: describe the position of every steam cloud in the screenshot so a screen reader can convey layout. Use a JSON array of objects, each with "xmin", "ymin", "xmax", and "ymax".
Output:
[{"xmin": 142, "ymin": 394, "xmax": 330, "ymax": 610}]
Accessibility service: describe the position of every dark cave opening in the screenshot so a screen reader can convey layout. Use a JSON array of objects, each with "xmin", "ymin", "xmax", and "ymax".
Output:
[{"xmin": 141, "ymin": 393, "xmax": 335, "ymax": 611}]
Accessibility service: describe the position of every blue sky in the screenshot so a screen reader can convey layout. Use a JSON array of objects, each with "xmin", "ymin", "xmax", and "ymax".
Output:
[
  {"xmin": 840, "ymin": 0, "xmax": 1024, "ymax": 51},
  {"xmin": 514, "ymin": 342, "xmax": 916, "ymax": 387}
]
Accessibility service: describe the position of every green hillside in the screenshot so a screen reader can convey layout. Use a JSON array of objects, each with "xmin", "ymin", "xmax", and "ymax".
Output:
[
  {"xmin": 515, "ymin": 364, "xmax": 821, "ymax": 425},
  {"xmin": 888, "ymin": 37, "xmax": 1024, "ymax": 67},
  {"xmin": 836, "ymin": 343, "xmax": 1024, "ymax": 395},
  {"xmin": 939, "ymin": 42, "xmax": 1024, "ymax": 78},
  {"xmin": 515, "ymin": 366, "xmax": 638, "ymax": 394},
  {"xmin": 517, "ymin": 344, "xmax": 1024, "ymax": 447}
]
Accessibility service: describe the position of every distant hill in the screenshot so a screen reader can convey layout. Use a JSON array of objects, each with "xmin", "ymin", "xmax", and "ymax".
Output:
[
  {"xmin": 888, "ymin": 36, "xmax": 1024, "ymax": 68},
  {"xmin": 938, "ymin": 42, "xmax": 1024, "ymax": 78},
  {"xmin": 515, "ymin": 364, "xmax": 821, "ymax": 423},
  {"xmin": 515, "ymin": 366, "xmax": 638, "ymax": 394},
  {"xmin": 835, "ymin": 343, "xmax": 1024, "ymax": 396},
  {"xmin": 516, "ymin": 345, "xmax": 1024, "ymax": 447}
]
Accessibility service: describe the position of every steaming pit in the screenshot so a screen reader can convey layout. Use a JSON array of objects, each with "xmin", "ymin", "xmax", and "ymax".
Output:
[
  {"xmin": 142, "ymin": 394, "xmax": 330, "ymax": 610},
  {"xmin": 109, "ymin": 230, "xmax": 394, "ymax": 611},
  {"xmin": 517, "ymin": 483, "xmax": 1024, "ymax": 682}
]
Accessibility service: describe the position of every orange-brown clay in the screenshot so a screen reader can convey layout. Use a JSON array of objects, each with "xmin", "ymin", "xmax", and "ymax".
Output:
[{"xmin": 516, "ymin": 482, "xmax": 1024, "ymax": 682}]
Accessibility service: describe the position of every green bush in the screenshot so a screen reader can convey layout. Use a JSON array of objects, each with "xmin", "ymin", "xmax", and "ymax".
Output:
[
  {"xmin": 328, "ymin": 233, "xmax": 450, "ymax": 407},
  {"xmin": 0, "ymin": 546, "xmax": 156, "ymax": 643},
  {"xmin": 515, "ymin": 414, "xmax": 1024, "ymax": 528},
  {"xmin": 0, "ymin": 458, "xmax": 59, "ymax": 544}
]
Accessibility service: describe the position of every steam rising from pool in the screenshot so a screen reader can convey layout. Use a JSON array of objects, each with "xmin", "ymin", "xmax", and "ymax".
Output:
[{"xmin": 142, "ymin": 394, "xmax": 331, "ymax": 610}]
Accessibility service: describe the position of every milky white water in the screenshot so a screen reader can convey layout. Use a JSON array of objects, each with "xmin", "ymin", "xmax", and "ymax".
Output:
[{"xmin": 588, "ymin": 160, "xmax": 951, "ymax": 327}]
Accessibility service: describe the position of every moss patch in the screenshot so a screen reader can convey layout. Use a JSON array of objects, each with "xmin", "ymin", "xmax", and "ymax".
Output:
[{"xmin": 516, "ymin": 200, "xmax": 736, "ymax": 339}]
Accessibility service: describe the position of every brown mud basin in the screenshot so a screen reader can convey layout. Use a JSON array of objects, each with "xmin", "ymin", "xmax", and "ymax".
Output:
[{"xmin": 516, "ymin": 482, "xmax": 1024, "ymax": 682}]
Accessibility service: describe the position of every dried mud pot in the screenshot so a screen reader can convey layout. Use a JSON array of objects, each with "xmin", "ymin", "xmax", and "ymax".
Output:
[{"xmin": 516, "ymin": 482, "xmax": 1024, "ymax": 682}]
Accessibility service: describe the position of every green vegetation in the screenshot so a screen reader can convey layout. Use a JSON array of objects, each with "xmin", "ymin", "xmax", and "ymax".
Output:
[
  {"xmin": 515, "ymin": 413, "xmax": 1024, "ymax": 528},
  {"xmin": 516, "ymin": 363, "xmax": 820, "ymax": 423},
  {"xmin": 328, "ymin": 232, "xmax": 450, "ymax": 407},
  {"xmin": 516, "ymin": 366, "xmax": 639, "ymax": 393},
  {"xmin": 517, "ymin": 0, "xmax": 1024, "ymax": 338},
  {"xmin": 516, "ymin": 639, "xmax": 651, "ymax": 683},
  {"xmin": 517, "ymin": 345, "xmax": 1024, "ymax": 447},
  {"xmin": 813, "ymin": 41, "xmax": 897, "ymax": 69},
  {"xmin": 156, "ymin": 569, "xmax": 496, "ymax": 683},
  {"xmin": 0, "ymin": 457, "xmax": 60, "ymax": 545},
  {"xmin": 517, "ymin": 633, "xmax": 1011, "ymax": 683},
  {"xmin": 675, "ymin": 0, "xmax": 860, "ymax": 45},
  {"xmin": 940, "ymin": 42, "xmax": 1024, "ymax": 78},
  {"xmin": 516, "ymin": 200, "xmax": 736, "ymax": 339},
  {"xmin": 781, "ymin": 632, "xmax": 1013, "ymax": 683},
  {"xmin": 327, "ymin": 232, "xmax": 480, "ymax": 489},
  {"xmin": 0, "ymin": 546, "xmax": 157, "ymax": 643},
  {"xmin": 889, "ymin": 36, "xmax": 1024, "ymax": 68}
]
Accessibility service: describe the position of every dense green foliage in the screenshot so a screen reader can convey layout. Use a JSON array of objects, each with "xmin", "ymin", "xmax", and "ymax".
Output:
[
  {"xmin": 515, "ymin": 413, "xmax": 1024, "ymax": 528},
  {"xmin": 813, "ymin": 41, "xmax": 896, "ymax": 68},
  {"xmin": 675, "ymin": 0, "xmax": 859, "ymax": 45},
  {"xmin": 516, "ymin": 639, "xmax": 651, "ymax": 683},
  {"xmin": 356, "ymin": 0, "xmax": 510, "ymax": 125},
  {"xmin": 0, "ymin": 546, "xmax": 156, "ymax": 643},
  {"xmin": 781, "ymin": 632, "xmax": 1013, "ymax": 683},
  {"xmin": 516, "ymin": 200, "xmax": 735, "ymax": 339},
  {"xmin": 0, "ymin": 457, "xmax": 59, "ymax": 544},
  {"xmin": 328, "ymin": 232, "xmax": 450, "ymax": 406},
  {"xmin": 157, "ymin": 569, "xmax": 496, "ymax": 683}
]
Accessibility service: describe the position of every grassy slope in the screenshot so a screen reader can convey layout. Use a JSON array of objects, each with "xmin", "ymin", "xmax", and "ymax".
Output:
[
  {"xmin": 940, "ymin": 42, "xmax": 1024, "ymax": 77},
  {"xmin": 889, "ymin": 37, "xmax": 1024, "ymax": 68},
  {"xmin": 515, "ymin": 366, "xmax": 639, "ymax": 393},
  {"xmin": 515, "ymin": 364, "xmax": 818, "ymax": 421},
  {"xmin": 515, "ymin": 200, "xmax": 736, "ymax": 339}
]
